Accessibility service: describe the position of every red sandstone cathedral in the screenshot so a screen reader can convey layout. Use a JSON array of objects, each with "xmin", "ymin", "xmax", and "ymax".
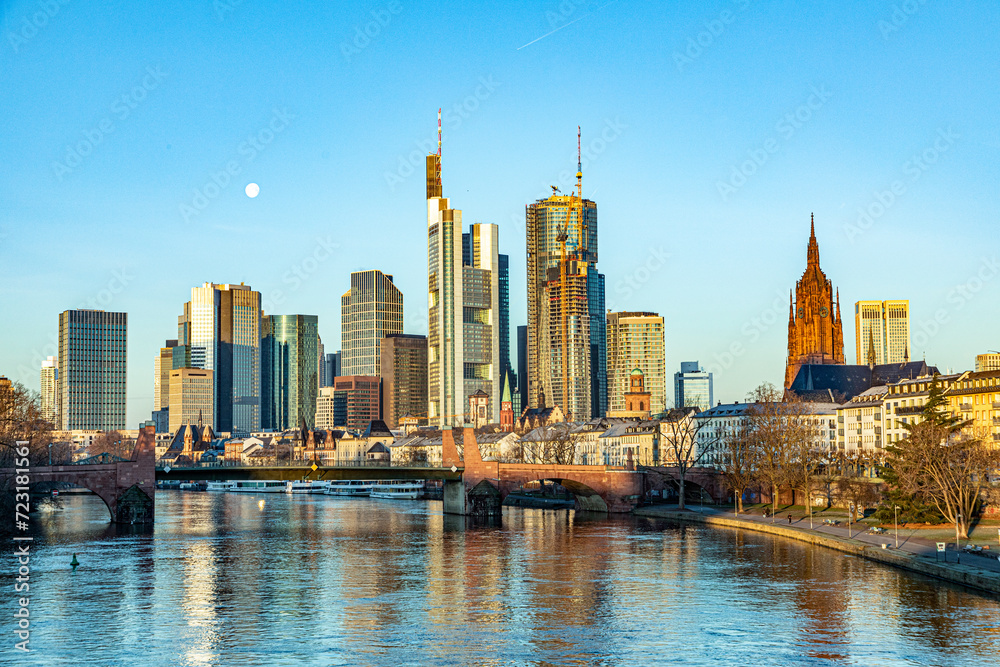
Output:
[{"xmin": 784, "ymin": 215, "xmax": 845, "ymax": 388}]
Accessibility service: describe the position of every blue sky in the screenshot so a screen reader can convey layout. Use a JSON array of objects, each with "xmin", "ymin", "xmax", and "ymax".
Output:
[{"xmin": 2, "ymin": 0, "xmax": 998, "ymax": 426}]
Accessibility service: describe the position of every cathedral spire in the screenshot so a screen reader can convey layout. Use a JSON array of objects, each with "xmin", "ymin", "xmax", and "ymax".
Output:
[
  {"xmin": 867, "ymin": 329, "xmax": 877, "ymax": 369},
  {"xmin": 807, "ymin": 213, "xmax": 820, "ymax": 267}
]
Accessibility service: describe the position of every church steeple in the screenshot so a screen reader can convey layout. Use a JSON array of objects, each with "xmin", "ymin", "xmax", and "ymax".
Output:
[{"xmin": 807, "ymin": 213, "xmax": 820, "ymax": 268}]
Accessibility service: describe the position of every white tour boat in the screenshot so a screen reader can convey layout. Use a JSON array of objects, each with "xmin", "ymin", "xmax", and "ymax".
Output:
[
  {"xmin": 285, "ymin": 480, "xmax": 330, "ymax": 494},
  {"xmin": 228, "ymin": 480, "xmax": 287, "ymax": 493},
  {"xmin": 370, "ymin": 480, "xmax": 424, "ymax": 500},
  {"xmin": 206, "ymin": 481, "xmax": 235, "ymax": 492},
  {"xmin": 324, "ymin": 480, "xmax": 376, "ymax": 497}
]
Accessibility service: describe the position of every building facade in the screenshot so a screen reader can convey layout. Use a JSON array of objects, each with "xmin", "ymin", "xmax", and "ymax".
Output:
[
  {"xmin": 179, "ymin": 282, "xmax": 262, "ymax": 433},
  {"xmin": 975, "ymin": 353, "xmax": 1000, "ymax": 372},
  {"xmin": 674, "ymin": 361, "xmax": 713, "ymax": 412},
  {"xmin": 331, "ymin": 375, "xmax": 380, "ymax": 432},
  {"xmin": 322, "ymin": 351, "xmax": 341, "ymax": 386},
  {"xmin": 607, "ymin": 311, "xmax": 666, "ymax": 416},
  {"xmin": 380, "ymin": 334, "xmax": 428, "ymax": 429},
  {"xmin": 168, "ymin": 368, "xmax": 214, "ymax": 433},
  {"xmin": 426, "ymin": 149, "xmax": 501, "ymax": 426},
  {"xmin": 58, "ymin": 309, "xmax": 127, "ymax": 431},
  {"xmin": 341, "ymin": 270, "xmax": 403, "ymax": 377},
  {"xmin": 855, "ymin": 300, "xmax": 910, "ymax": 365},
  {"xmin": 785, "ymin": 216, "xmax": 845, "ymax": 388},
  {"xmin": 261, "ymin": 314, "xmax": 320, "ymax": 430},
  {"xmin": 40, "ymin": 356, "xmax": 58, "ymax": 426}
]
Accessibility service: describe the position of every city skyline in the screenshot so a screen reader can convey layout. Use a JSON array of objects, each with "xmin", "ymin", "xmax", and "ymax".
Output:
[{"xmin": 3, "ymin": 2, "xmax": 999, "ymax": 426}]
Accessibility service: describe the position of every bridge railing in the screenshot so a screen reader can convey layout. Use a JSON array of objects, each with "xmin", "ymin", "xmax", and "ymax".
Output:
[{"xmin": 156, "ymin": 460, "xmax": 452, "ymax": 471}]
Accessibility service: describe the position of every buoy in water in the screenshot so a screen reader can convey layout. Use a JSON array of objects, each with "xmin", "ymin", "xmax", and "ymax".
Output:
[{"xmin": 71, "ymin": 553, "xmax": 79, "ymax": 569}]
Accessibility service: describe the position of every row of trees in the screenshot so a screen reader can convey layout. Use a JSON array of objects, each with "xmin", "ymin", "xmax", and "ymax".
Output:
[{"xmin": 710, "ymin": 380, "xmax": 1000, "ymax": 539}]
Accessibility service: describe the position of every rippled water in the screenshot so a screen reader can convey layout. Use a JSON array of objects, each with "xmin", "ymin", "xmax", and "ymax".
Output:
[{"xmin": 8, "ymin": 492, "xmax": 1000, "ymax": 666}]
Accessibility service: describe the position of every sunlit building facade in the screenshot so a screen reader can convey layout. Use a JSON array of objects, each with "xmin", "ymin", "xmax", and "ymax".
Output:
[
  {"xmin": 855, "ymin": 300, "xmax": 910, "ymax": 365},
  {"xmin": 261, "ymin": 314, "xmax": 320, "ymax": 430},
  {"xmin": 57, "ymin": 309, "xmax": 127, "ymax": 431},
  {"xmin": 40, "ymin": 356, "xmax": 58, "ymax": 426},
  {"xmin": 607, "ymin": 311, "xmax": 665, "ymax": 417},
  {"xmin": 674, "ymin": 361, "xmax": 713, "ymax": 413},
  {"xmin": 168, "ymin": 368, "xmax": 214, "ymax": 433},
  {"xmin": 341, "ymin": 270, "xmax": 403, "ymax": 377}
]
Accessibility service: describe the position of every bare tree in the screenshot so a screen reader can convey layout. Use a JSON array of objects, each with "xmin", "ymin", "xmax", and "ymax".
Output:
[
  {"xmin": 533, "ymin": 426, "xmax": 580, "ymax": 465},
  {"xmin": 88, "ymin": 430, "xmax": 134, "ymax": 459},
  {"xmin": 0, "ymin": 380, "xmax": 53, "ymax": 467},
  {"xmin": 659, "ymin": 407, "xmax": 717, "ymax": 510},
  {"xmin": 784, "ymin": 398, "xmax": 827, "ymax": 527},
  {"xmin": 717, "ymin": 421, "xmax": 757, "ymax": 514},
  {"xmin": 745, "ymin": 383, "xmax": 795, "ymax": 519},
  {"xmin": 835, "ymin": 473, "xmax": 881, "ymax": 524}
]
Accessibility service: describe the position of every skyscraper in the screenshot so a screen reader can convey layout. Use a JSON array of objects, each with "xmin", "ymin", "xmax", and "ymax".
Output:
[
  {"xmin": 153, "ymin": 340, "xmax": 178, "ymax": 412},
  {"xmin": 784, "ymin": 216, "xmax": 845, "ymax": 389},
  {"xmin": 261, "ymin": 314, "xmax": 320, "ymax": 430},
  {"xmin": 517, "ymin": 325, "xmax": 528, "ymax": 409},
  {"xmin": 607, "ymin": 311, "xmax": 666, "ymax": 416},
  {"xmin": 168, "ymin": 368, "xmax": 214, "ymax": 433},
  {"xmin": 855, "ymin": 300, "xmax": 910, "ymax": 365},
  {"xmin": 330, "ymin": 375, "xmax": 381, "ymax": 432},
  {"xmin": 525, "ymin": 132, "xmax": 605, "ymax": 419},
  {"xmin": 40, "ymin": 356, "xmax": 58, "ymax": 426},
  {"xmin": 498, "ymin": 253, "xmax": 510, "ymax": 376},
  {"xmin": 58, "ymin": 309, "xmax": 127, "ymax": 431},
  {"xmin": 322, "ymin": 351, "xmax": 341, "ymax": 387},
  {"xmin": 380, "ymin": 334, "xmax": 428, "ymax": 428},
  {"xmin": 179, "ymin": 282, "xmax": 262, "ymax": 433},
  {"xmin": 674, "ymin": 361, "xmax": 713, "ymax": 412},
  {"xmin": 426, "ymin": 126, "xmax": 501, "ymax": 426},
  {"xmin": 341, "ymin": 270, "xmax": 403, "ymax": 377}
]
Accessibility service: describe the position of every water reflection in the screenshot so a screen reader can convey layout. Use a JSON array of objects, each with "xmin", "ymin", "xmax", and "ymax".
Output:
[{"xmin": 9, "ymin": 492, "xmax": 1000, "ymax": 666}]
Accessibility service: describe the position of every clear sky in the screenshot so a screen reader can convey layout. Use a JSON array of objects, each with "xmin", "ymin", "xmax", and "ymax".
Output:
[{"xmin": 2, "ymin": 0, "xmax": 998, "ymax": 426}]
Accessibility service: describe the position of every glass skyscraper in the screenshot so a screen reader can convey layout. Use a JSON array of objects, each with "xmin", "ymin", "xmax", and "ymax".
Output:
[
  {"xmin": 179, "ymin": 283, "xmax": 261, "ymax": 433},
  {"xmin": 674, "ymin": 361, "xmax": 713, "ymax": 412},
  {"xmin": 261, "ymin": 314, "xmax": 320, "ymax": 430},
  {"xmin": 341, "ymin": 270, "xmax": 403, "ymax": 377},
  {"xmin": 58, "ymin": 309, "xmax": 127, "ymax": 430}
]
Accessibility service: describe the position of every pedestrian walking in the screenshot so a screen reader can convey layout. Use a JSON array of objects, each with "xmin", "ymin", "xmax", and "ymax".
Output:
[{"xmin": 787, "ymin": 514, "xmax": 792, "ymax": 524}]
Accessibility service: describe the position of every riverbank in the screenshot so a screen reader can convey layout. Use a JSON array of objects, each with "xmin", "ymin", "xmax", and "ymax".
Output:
[{"xmin": 635, "ymin": 506, "xmax": 1000, "ymax": 596}]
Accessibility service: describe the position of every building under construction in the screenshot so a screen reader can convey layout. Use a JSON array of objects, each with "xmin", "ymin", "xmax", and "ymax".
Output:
[{"xmin": 526, "ymin": 130, "xmax": 607, "ymax": 420}]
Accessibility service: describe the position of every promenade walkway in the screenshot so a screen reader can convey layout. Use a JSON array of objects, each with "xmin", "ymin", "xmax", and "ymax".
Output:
[{"xmin": 638, "ymin": 504, "xmax": 1000, "ymax": 577}]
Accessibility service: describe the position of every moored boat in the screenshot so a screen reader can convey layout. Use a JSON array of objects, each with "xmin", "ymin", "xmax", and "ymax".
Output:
[
  {"xmin": 370, "ymin": 480, "xmax": 424, "ymax": 500},
  {"xmin": 324, "ymin": 480, "xmax": 375, "ymax": 497},
  {"xmin": 228, "ymin": 480, "xmax": 286, "ymax": 493},
  {"xmin": 286, "ymin": 480, "xmax": 330, "ymax": 494},
  {"xmin": 206, "ymin": 481, "xmax": 235, "ymax": 492}
]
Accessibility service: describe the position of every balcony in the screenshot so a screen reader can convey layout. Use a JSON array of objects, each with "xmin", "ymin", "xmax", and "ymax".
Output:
[
  {"xmin": 993, "ymin": 402, "xmax": 1000, "ymax": 410},
  {"xmin": 993, "ymin": 417, "xmax": 1000, "ymax": 426},
  {"xmin": 895, "ymin": 406, "xmax": 923, "ymax": 416},
  {"xmin": 959, "ymin": 403, "xmax": 973, "ymax": 412}
]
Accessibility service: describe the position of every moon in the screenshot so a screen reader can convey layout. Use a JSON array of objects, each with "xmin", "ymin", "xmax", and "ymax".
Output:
[{"xmin": 245, "ymin": 183, "xmax": 260, "ymax": 198}]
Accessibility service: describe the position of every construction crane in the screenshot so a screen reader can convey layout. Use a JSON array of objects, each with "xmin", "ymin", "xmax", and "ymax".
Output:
[{"xmin": 555, "ymin": 127, "xmax": 586, "ymax": 419}]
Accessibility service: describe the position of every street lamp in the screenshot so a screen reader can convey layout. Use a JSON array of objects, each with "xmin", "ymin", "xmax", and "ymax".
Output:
[
  {"xmin": 894, "ymin": 505, "xmax": 900, "ymax": 548},
  {"xmin": 848, "ymin": 502, "xmax": 855, "ymax": 539},
  {"xmin": 48, "ymin": 443, "xmax": 53, "ymax": 466}
]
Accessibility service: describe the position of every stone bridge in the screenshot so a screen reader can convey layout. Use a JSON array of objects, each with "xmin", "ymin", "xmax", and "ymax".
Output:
[
  {"xmin": 28, "ymin": 425, "xmax": 156, "ymax": 524},
  {"xmin": 441, "ymin": 427, "xmax": 645, "ymax": 517},
  {"xmin": 639, "ymin": 465, "xmax": 728, "ymax": 504}
]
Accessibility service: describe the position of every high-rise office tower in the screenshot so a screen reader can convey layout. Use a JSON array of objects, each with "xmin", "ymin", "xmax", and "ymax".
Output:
[
  {"xmin": 40, "ymin": 356, "xmax": 58, "ymax": 426},
  {"xmin": 330, "ymin": 375, "xmax": 381, "ymax": 432},
  {"xmin": 168, "ymin": 368, "xmax": 214, "ymax": 433},
  {"xmin": 976, "ymin": 353, "xmax": 1000, "ymax": 372},
  {"xmin": 341, "ymin": 270, "xmax": 403, "ymax": 377},
  {"xmin": 380, "ymin": 334, "xmax": 428, "ymax": 428},
  {"xmin": 517, "ymin": 325, "xmax": 528, "ymax": 410},
  {"xmin": 498, "ymin": 253, "xmax": 511, "ymax": 376},
  {"xmin": 674, "ymin": 361, "xmax": 713, "ymax": 412},
  {"xmin": 261, "ymin": 314, "xmax": 320, "ymax": 430},
  {"xmin": 57, "ymin": 309, "xmax": 127, "ymax": 430},
  {"xmin": 607, "ymin": 311, "xmax": 666, "ymax": 416},
  {"xmin": 153, "ymin": 340, "xmax": 178, "ymax": 412},
  {"xmin": 178, "ymin": 282, "xmax": 261, "ymax": 433},
  {"xmin": 855, "ymin": 300, "xmax": 910, "ymax": 365},
  {"xmin": 426, "ymin": 121, "xmax": 501, "ymax": 426},
  {"xmin": 317, "ymin": 334, "xmax": 325, "ymax": 390},
  {"xmin": 322, "ymin": 351, "xmax": 341, "ymax": 387},
  {"xmin": 526, "ymin": 131, "xmax": 605, "ymax": 419}
]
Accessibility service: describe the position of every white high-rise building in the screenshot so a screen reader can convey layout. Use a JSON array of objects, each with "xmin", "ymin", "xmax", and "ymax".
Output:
[
  {"xmin": 855, "ymin": 300, "xmax": 909, "ymax": 366},
  {"xmin": 40, "ymin": 356, "xmax": 58, "ymax": 426},
  {"xmin": 607, "ymin": 312, "xmax": 666, "ymax": 416},
  {"xmin": 426, "ymin": 145, "xmax": 500, "ymax": 426}
]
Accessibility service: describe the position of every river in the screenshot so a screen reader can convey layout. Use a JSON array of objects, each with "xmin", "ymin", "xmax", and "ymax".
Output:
[{"xmin": 8, "ymin": 491, "xmax": 1000, "ymax": 666}]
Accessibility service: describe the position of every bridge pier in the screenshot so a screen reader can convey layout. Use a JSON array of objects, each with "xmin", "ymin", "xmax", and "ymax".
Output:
[{"xmin": 442, "ymin": 479, "xmax": 466, "ymax": 515}]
